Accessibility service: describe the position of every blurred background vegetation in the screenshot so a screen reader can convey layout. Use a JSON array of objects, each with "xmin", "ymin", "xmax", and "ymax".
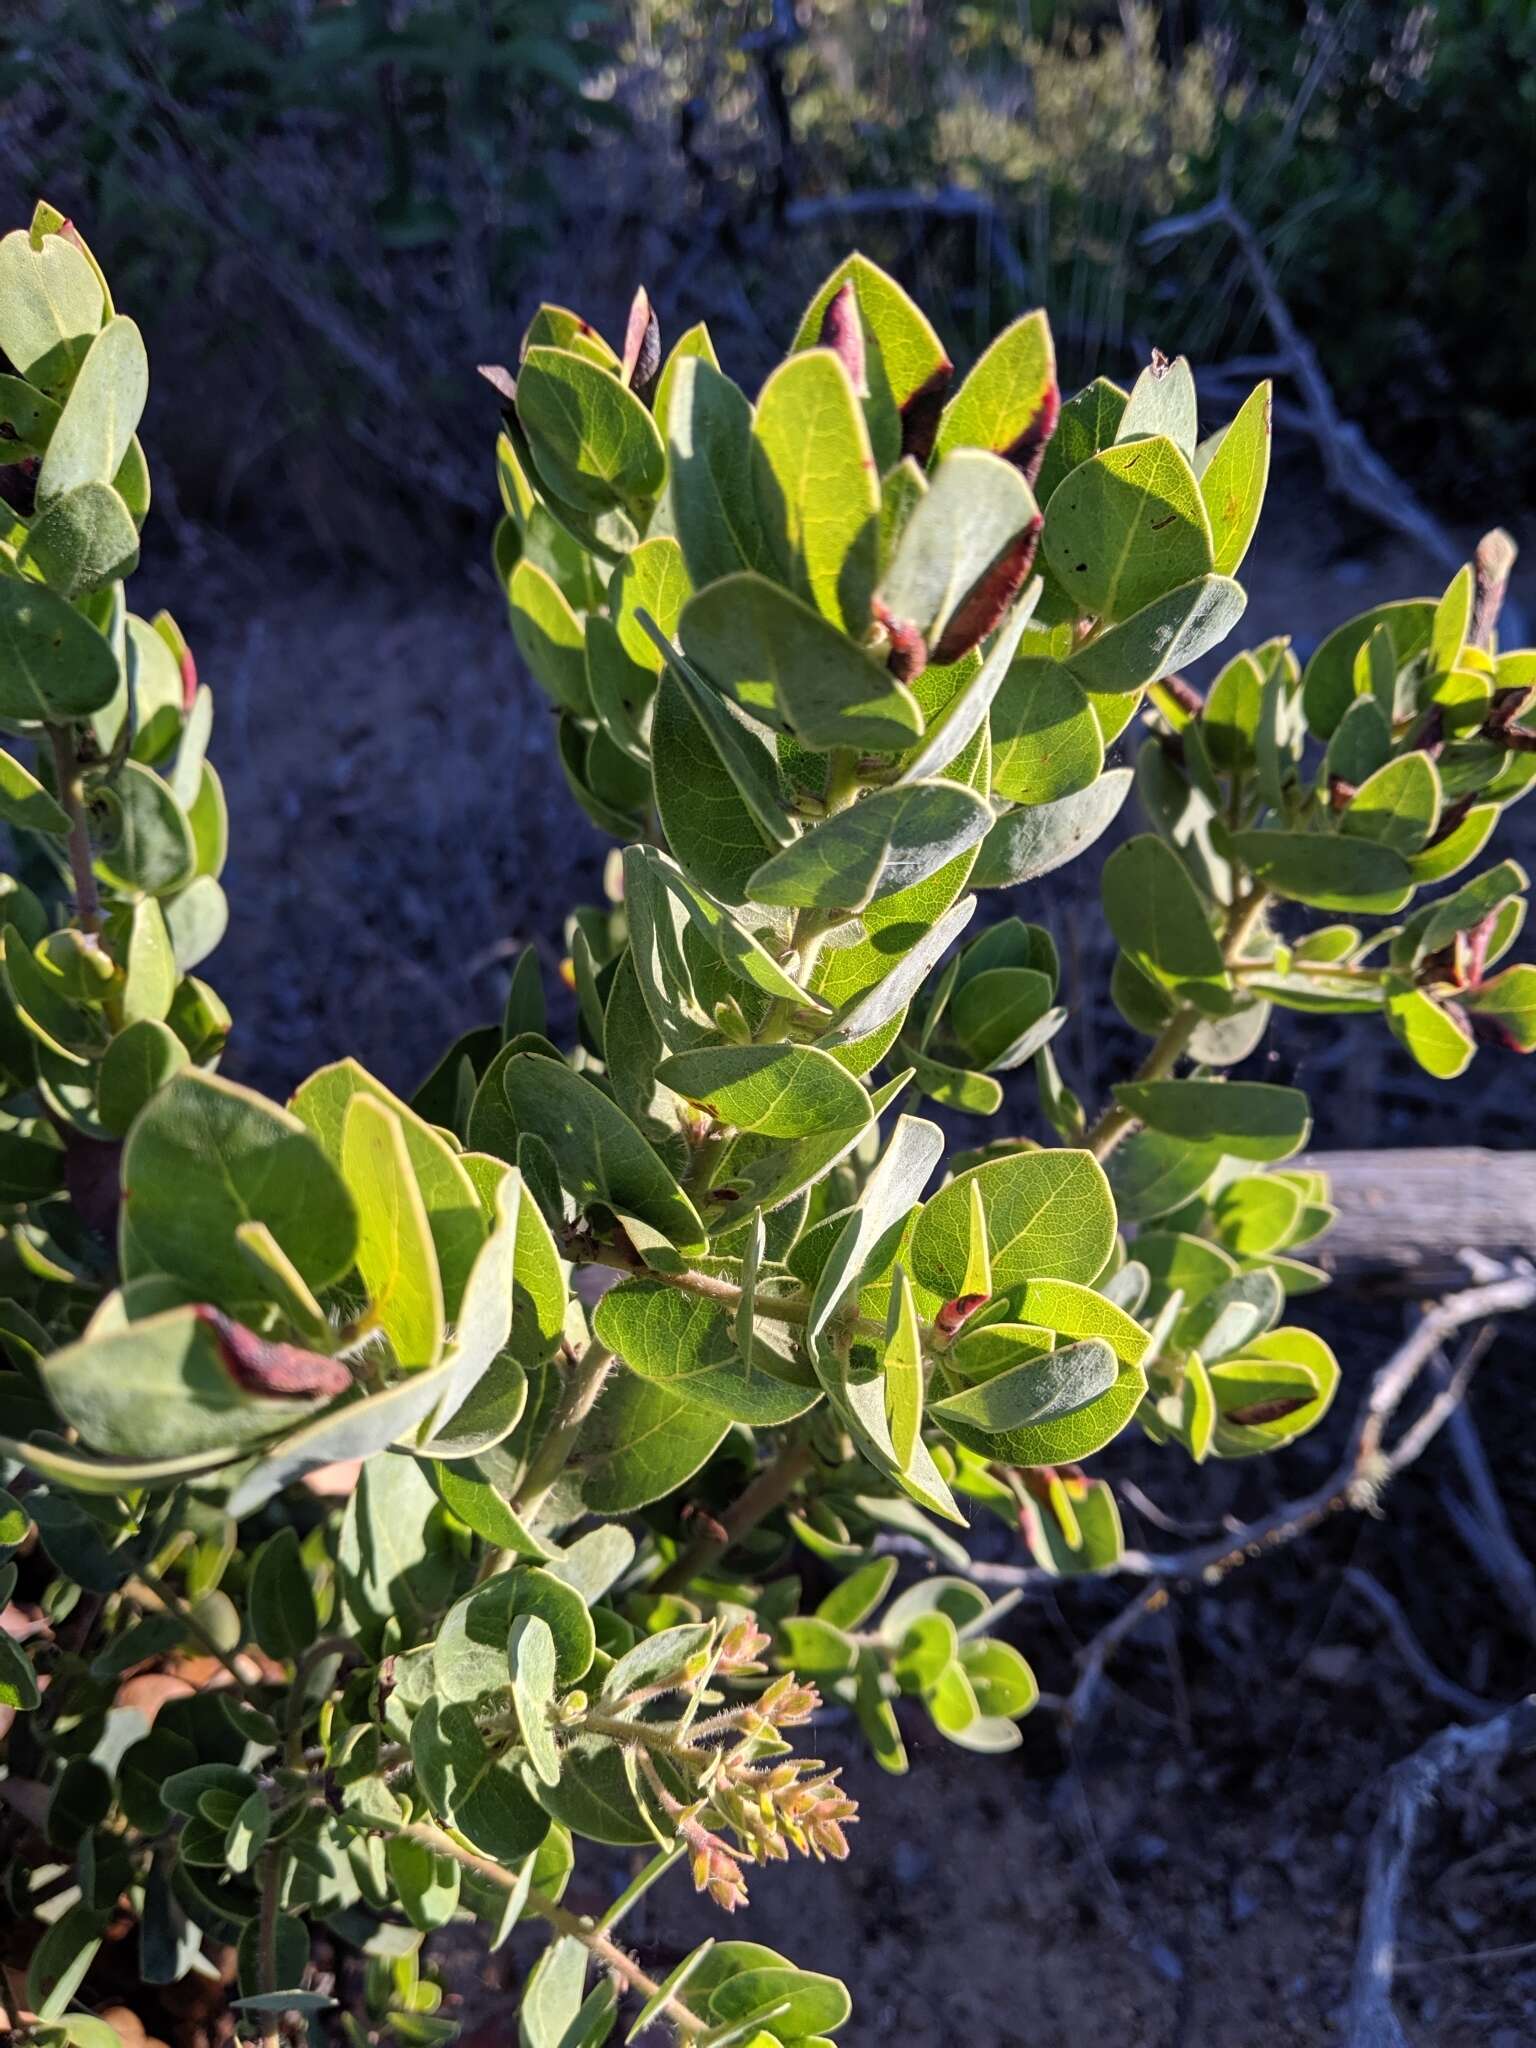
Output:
[{"xmin": 3, "ymin": 0, "xmax": 1533, "ymax": 552}]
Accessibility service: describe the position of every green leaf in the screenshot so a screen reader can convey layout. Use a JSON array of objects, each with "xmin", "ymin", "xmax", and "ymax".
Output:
[
  {"xmin": 575, "ymin": 1373, "xmax": 728, "ymax": 1512},
  {"xmin": 1228, "ymin": 830, "xmax": 1413, "ymax": 914},
  {"xmin": 19, "ymin": 481, "xmax": 139, "ymax": 598},
  {"xmin": 1113, "ymin": 1079, "xmax": 1311, "ymax": 1162},
  {"xmin": 657, "ymin": 1042, "xmax": 870, "ymax": 1137},
  {"xmin": 516, "ymin": 345, "xmax": 664, "ymax": 514},
  {"xmin": 911, "ymin": 1149, "xmax": 1116, "ymax": 1297},
  {"xmin": 339, "ymin": 1452, "xmax": 461, "ymax": 1652},
  {"xmin": 386, "ymin": 1834, "xmax": 460, "ymax": 1933},
  {"xmin": 411, "ymin": 1698, "xmax": 549, "ymax": 1862},
  {"xmin": 948, "ymin": 967, "xmax": 1055, "ymax": 1071},
  {"xmin": 1035, "ymin": 376, "xmax": 1127, "ymax": 505},
  {"xmin": 633, "ymin": 846, "xmax": 825, "ymax": 1013},
  {"xmin": 509, "ymin": 1613, "xmax": 562, "ymax": 1788},
  {"xmin": 649, "ymin": 672, "xmax": 783, "ymax": 902},
  {"xmin": 1177, "ymin": 1267, "xmax": 1284, "ymax": 1363},
  {"xmin": 644, "ymin": 617, "xmax": 795, "ymax": 846},
  {"xmin": 1339, "ymin": 753, "xmax": 1442, "ymax": 854},
  {"xmin": 37, "ymin": 316, "xmax": 148, "ymax": 506},
  {"xmin": 468, "ymin": 1049, "xmax": 705, "ymax": 1253},
  {"xmin": 1042, "ymin": 435, "xmax": 1213, "ymax": 623},
  {"xmin": 1384, "ymin": 977, "xmax": 1475, "ymax": 1077},
  {"xmin": 808, "ymin": 1115, "xmax": 944, "ymax": 1353},
  {"xmin": 291, "ymin": 1059, "xmax": 488, "ymax": 1326},
  {"xmin": 342, "ymin": 1093, "xmax": 447, "ymax": 1370},
  {"xmin": 0, "ymin": 228, "xmax": 103, "ymax": 394},
  {"xmin": 1207, "ymin": 1328, "xmax": 1340, "ymax": 1457},
  {"xmin": 680, "ymin": 573, "xmax": 922, "ymax": 753},
  {"xmin": 876, "ymin": 450, "xmax": 1040, "ymax": 659},
  {"xmin": 930, "ymin": 1338, "xmax": 1138, "ymax": 1465},
  {"xmin": 1107, "ymin": 1129, "xmax": 1224, "ymax": 1223},
  {"xmin": 119, "ymin": 896, "xmax": 176, "ymax": 1023},
  {"xmin": 1464, "ymin": 964, "xmax": 1536, "ymax": 1051},
  {"xmin": 819, "ymin": 893, "xmax": 976, "ymax": 1047},
  {"xmin": 959, "ymin": 1637, "xmax": 1039, "ymax": 1719},
  {"xmin": 1301, "ymin": 600, "xmax": 1435, "ymax": 740},
  {"xmin": 1118, "ymin": 354, "xmax": 1197, "ymax": 454},
  {"xmin": 0, "ymin": 582, "xmax": 119, "ymax": 721},
  {"xmin": 1199, "ymin": 381, "xmax": 1271, "ymax": 576},
  {"xmin": 247, "ymin": 1526, "xmax": 318, "ymax": 1662},
  {"xmin": 121, "ymin": 1070, "xmax": 357, "ymax": 1308},
  {"xmin": 1063, "ymin": 574, "xmax": 1248, "ymax": 696},
  {"xmin": 748, "ymin": 781, "xmax": 991, "ymax": 911},
  {"xmin": 1102, "ymin": 834, "xmax": 1228, "ymax": 1007},
  {"xmin": 993, "ymin": 1278, "xmax": 1149, "ymax": 1364},
  {"xmin": 592, "ymin": 1280, "xmax": 817, "ymax": 1427},
  {"xmin": 989, "ymin": 656, "xmax": 1103, "ymax": 804},
  {"xmin": 0, "ymin": 748, "xmax": 69, "ymax": 834},
  {"xmin": 752, "ymin": 349, "xmax": 879, "ymax": 633},
  {"xmin": 882, "ymin": 1265, "xmax": 924, "ymax": 1469},
  {"xmin": 0, "ymin": 1629, "xmax": 40, "ymax": 1711},
  {"xmin": 93, "ymin": 760, "xmax": 196, "ymax": 897},
  {"xmin": 973, "ymin": 766, "xmax": 1132, "ymax": 888},
  {"xmin": 935, "ymin": 310, "xmax": 1056, "ymax": 468},
  {"xmin": 1212, "ymin": 1175, "xmax": 1306, "ymax": 1258},
  {"xmin": 664, "ymin": 355, "xmax": 774, "ymax": 584},
  {"xmin": 816, "ymin": 1555, "xmax": 898, "ymax": 1632},
  {"xmin": 508, "ymin": 560, "xmax": 591, "ymax": 716}
]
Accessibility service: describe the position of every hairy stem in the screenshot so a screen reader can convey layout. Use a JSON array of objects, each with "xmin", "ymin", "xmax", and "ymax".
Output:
[
  {"xmin": 125, "ymin": 1571, "xmax": 265, "ymax": 1706},
  {"xmin": 396, "ymin": 1822, "xmax": 705, "ymax": 2034},
  {"xmin": 512, "ymin": 1339, "xmax": 614, "ymax": 1519},
  {"xmin": 46, "ymin": 721, "xmax": 101, "ymax": 934},
  {"xmin": 257, "ymin": 1843, "xmax": 285, "ymax": 2048},
  {"xmin": 654, "ymin": 1436, "xmax": 816, "ymax": 1592}
]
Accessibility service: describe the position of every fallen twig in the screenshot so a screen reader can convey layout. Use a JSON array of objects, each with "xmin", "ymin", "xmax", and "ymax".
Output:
[
  {"xmin": 1341, "ymin": 1569, "xmax": 1499, "ymax": 1723},
  {"xmin": 1344, "ymin": 1694, "xmax": 1536, "ymax": 2048},
  {"xmin": 1438, "ymin": 1369, "xmax": 1536, "ymax": 1645}
]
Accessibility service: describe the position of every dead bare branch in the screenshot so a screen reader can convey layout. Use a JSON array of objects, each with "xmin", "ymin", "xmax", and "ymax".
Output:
[
  {"xmin": 1142, "ymin": 194, "xmax": 1465, "ymax": 578},
  {"xmin": 1344, "ymin": 1695, "xmax": 1536, "ymax": 2048},
  {"xmin": 1341, "ymin": 1569, "xmax": 1499, "ymax": 1723}
]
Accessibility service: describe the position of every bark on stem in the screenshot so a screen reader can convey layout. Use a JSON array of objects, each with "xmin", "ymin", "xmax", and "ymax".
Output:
[{"xmin": 46, "ymin": 721, "xmax": 102, "ymax": 934}]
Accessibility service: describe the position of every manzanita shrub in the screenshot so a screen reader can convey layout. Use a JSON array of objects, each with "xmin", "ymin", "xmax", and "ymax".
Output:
[{"xmin": 2, "ymin": 216, "xmax": 1535, "ymax": 2048}]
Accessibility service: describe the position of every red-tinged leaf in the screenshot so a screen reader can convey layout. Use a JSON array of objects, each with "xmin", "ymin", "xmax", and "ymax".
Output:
[
  {"xmin": 870, "ymin": 598, "xmax": 927, "ymax": 683},
  {"xmin": 1223, "ymin": 1395, "xmax": 1309, "ymax": 1427},
  {"xmin": 929, "ymin": 514, "xmax": 1042, "ymax": 666},
  {"xmin": 936, "ymin": 1292, "xmax": 989, "ymax": 1337},
  {"xmin": 899, "ymin": 362, "xmax": 954, "ymax": 466},
  {"xmin": 818, "ymin": 281, "xmax": 867, "ymax": 398},
  {"xmin": 1002, "ymin": 380, "xmax": 1059, "ymax": 489},
  {"xmin": 194, "ymin": 1308, "xmax": 352, "ymax": 1400}
]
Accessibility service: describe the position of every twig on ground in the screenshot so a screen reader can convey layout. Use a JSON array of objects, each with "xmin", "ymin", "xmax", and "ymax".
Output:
[
  {"xmin": 1344, "ymin": 1695, "xmax": 1536, "ymax": 2048},
  {"xmin": 1340, "ymin": 1569, "xmax": 1499, "ymax": 1723},
  {"xmin": 1437, "ymin": 1369, "xmax": 1536, "ymax": 1645}
]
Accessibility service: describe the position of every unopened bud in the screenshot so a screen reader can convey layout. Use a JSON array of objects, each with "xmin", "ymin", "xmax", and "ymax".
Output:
[{"xmin": 621, "ymin": 287, "xmax": 662, "ymax": 405}]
